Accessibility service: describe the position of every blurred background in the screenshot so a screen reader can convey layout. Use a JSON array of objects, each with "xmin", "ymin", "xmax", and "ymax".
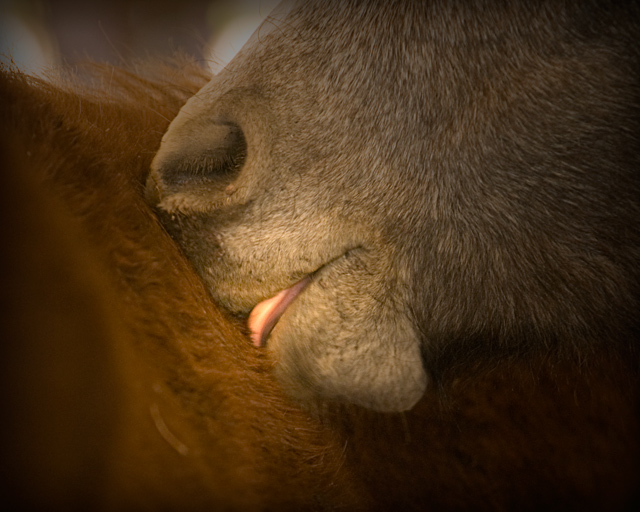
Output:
[{"xmin": 0, "ymin": 0, "xmax": 281, "ymax": 76}]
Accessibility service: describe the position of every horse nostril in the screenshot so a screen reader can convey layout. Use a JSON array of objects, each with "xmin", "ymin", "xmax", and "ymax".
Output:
[
  {"xmin": 162, "ymin": 122, "xmax": 247, "ymax": 188},
  {"xmin": 147, "ymin": 120, "xmax": 247, "ymax": 209}
]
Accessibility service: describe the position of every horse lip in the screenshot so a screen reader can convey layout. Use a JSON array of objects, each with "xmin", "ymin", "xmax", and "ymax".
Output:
[
  {"xmin": 247, "ymin": 275, "xmax": 313, "ymax": 347},
  {"xmin": 246, "ymin": 247, "xmax": 364, "ymax": 347}
]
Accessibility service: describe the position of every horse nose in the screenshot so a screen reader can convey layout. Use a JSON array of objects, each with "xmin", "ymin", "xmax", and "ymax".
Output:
[{"xmin": 146, "ymin": 120, "xmax": 247, "ymax": 207}]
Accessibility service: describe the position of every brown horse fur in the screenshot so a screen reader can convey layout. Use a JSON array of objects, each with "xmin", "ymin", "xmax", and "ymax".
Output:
[
  {"xmin": 0, "ymin": 61, "xmax": 363, "ymax": 510},
  {"xmin": 0, "ymin": 57, "xmax": 639, "ymax": 512}
]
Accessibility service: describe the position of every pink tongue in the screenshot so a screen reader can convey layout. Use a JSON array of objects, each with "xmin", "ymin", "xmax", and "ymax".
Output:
[{"xmin": 247, "ymin": 276, "xmax": 312, "ymax": 347}]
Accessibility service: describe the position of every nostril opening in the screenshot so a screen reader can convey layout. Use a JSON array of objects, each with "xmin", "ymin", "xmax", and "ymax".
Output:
[{"xmin": 161, "ymin": 122, "xmax": 247, "ymax": 188}]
